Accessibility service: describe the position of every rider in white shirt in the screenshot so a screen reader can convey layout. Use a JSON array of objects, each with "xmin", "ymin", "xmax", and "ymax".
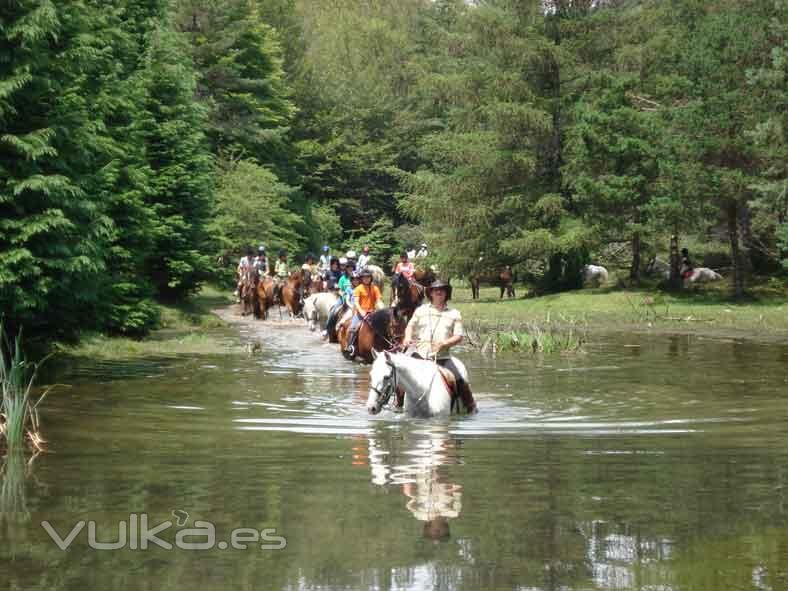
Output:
[{"xmin": 356, "ymin": 245, "xmax": 371, "ymax": 270}]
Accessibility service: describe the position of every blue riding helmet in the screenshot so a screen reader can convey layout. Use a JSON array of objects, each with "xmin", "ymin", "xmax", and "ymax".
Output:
[{"xmin": 323, "ymin": 245, "xmax": 329, "ymax": 252}]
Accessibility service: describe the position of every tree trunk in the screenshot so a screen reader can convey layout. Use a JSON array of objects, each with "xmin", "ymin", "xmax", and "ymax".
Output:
[
  {"xmin": 669, "ymin": 233, "xmax": 682, "ymax": 290},
  {"xmin": 727, "ymin": 202, "xmax": 745, "ymax": 298},
  {"xmin": 629, "ymin": 232, "xmax": 641, "ymax": 283}
]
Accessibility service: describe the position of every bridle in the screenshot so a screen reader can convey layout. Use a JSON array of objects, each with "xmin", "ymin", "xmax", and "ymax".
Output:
[{"xmin": 371, "ymin": 359, "xmax": 398, "ymax": 410}]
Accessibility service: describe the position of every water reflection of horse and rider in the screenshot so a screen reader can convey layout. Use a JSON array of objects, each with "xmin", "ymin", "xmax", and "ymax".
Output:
[{"xmin": 351, "ymin": 423, "xmax": 464, "ymax": 541}]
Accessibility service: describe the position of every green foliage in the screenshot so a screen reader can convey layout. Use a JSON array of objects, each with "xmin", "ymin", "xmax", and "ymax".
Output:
[
  {"xmin": 208, "ymin": 158, "xmax": 304, "ymax": 261},
  {"xmin": 139, "ymin": 21, "xmax": 214, "ymax": 300}
]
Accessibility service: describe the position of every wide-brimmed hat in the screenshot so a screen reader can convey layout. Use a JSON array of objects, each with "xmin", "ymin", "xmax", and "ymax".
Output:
[{"xmin": 426, "ymin": 279, "xmax": 452, "ymax": 300}]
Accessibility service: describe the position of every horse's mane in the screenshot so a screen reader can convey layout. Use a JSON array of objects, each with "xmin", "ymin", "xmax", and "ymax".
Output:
[{"xmin": 368, "ymin": 308, "xmax": 393, "ymax": 337}]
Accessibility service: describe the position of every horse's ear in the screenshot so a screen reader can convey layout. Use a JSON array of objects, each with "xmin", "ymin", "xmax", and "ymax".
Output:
[
  {"xmin": 383, "ymin": 350, "xmax": 390, "ymax": 361},
  {"xmin": 371, "ymin": 349, "xmax": 379, "ymax": 360}
]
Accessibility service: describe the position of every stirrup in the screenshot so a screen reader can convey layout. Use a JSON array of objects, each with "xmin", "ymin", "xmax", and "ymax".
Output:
[{"xmin": 345, "ymin": 344, "xmax": 355, "ymax": 357}]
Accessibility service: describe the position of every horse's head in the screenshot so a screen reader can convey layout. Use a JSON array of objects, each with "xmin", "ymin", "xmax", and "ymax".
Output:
[{"xmin": 367, "ymin": 350, "xmax": 396, "ymax": 415}]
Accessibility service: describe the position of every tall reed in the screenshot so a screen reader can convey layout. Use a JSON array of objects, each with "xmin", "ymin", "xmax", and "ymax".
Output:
[{"xmin": 0, "ymin": 323, "xmax": 51, "ymax": 451}]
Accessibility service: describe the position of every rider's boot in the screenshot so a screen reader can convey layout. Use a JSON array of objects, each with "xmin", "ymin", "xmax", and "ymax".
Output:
[{"xmin": 345, "ymin": 330, "xmax": 357, "ymax": 357}]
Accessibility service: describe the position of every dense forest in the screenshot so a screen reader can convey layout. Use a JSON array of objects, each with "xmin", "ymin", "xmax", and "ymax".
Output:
[{"xmin": 1, "ymin": 0, "xmax": 786, "ymax": 341}]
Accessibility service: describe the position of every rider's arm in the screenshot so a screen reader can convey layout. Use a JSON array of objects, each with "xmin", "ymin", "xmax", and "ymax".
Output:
[{"xmin": 437, "ymin": 313, "xmax": 463, "ymax": 351}]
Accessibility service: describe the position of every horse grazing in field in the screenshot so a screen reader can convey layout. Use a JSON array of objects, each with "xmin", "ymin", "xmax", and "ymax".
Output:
[
  {"xmin": 582, "ymin": 264, "xmax": 609, "ymax": 287},
  {"xmin": 686, "ymin": 267, "xmax": 723, "ymax": 284},
  {"xmin": 303, "ymin": 292, "xmax": 340, "ymax": 332},
  {"xmin": 255, "ymin": 275, "xmax": 275, "ymax": 319},
  {"xmin": 337, "ymin": 308, "xmax": 408, "ymax": 363},
  {"xmin": 366, "ymin": 351, "xmax": 474, "ymax": 418},
  {"xmin": 281, "ymin": 271, "xmax": 304, "ymax": 318},
  {"xmin": 469, "ymin": 266, "xmax": 514, "ymax": 300}
]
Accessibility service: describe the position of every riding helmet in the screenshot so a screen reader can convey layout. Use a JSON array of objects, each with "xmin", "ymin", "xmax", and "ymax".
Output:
[{"xmin": 278, "ymin": 248, "xmax": 287, "ymax": 257}]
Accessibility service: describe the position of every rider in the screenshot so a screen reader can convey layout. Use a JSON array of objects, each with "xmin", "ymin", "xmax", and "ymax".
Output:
[
  {"xmin": 273, "ymin": 248, "xmax": 289, "ymax": 303},
  {"xmin": 394, "ymin": 252, "xmax": 415, "ymax": 280},
  {"xmin": 236, "ymin": 246, "xmax": 254, "ymax": 301},
  {"xmin": 253, "ymin": 245, "xmax": 269, "ymax": 275},
  {"xmin": 345, "ymin": 268, "xmax": 382, "ymax": 357},
  {"xmin": 680, "ymin": 247, "xmax": 694, "ymax": 279},
  {"xmin": 319, "ymin": 245, "xmax": 331, "ymax": 272},
  {"xmin": 415, "ymin": 242, "xmax": 428, "ymax": 258},
  {"xmin": 302, "ymin": 253, "xmax": 318, "ymax": 276},
  {"xmin": 323, "ymin": 257, "xmax": 342, "ymax": 290},
  {"xmin": 357, "ymin": 246, "xmax": 371, "ymax": 270},
  {"xmin": 402, "ymin": 280, "xmax": 477, "ymax": 413},
  {"xmin": 325, "ymin": 263, "xmax": 356, "ymax": 338}
]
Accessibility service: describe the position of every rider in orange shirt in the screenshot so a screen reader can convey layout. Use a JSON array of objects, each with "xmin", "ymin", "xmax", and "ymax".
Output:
[{"xmin": 345, "ymin": 269, "xmax": 382, "ymax": 356}]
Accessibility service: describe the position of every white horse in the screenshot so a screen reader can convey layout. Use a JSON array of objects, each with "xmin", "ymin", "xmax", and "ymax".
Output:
[
  {"xmin": 303, "ymin": 292, "xmax": 340, "ymax": 331},
  {"xmin": 364, "ymin": 264, "xmax": 386, "ymax": 289},
  {"xmin": 583, "ymin": 264, "xmax": 608, "ymax": 287},
  {"xmin": 686, "ymin": 267, "xmax": 723, "ymax": 283},
  {"xmin": 367, "ymin": 351, "xmax": 470, "ymax": 418}
]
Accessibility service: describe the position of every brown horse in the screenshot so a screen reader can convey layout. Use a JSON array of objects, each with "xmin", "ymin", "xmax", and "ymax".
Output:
[
  {"xmin": 338, "ymin": 308, "xmax": 407, "ymax": 364},
  {"xmin": 255, "ymin": 275, "xmax": 275, "ymax": 319},
  {"xmin": 240, "ymin": 267, "xmax": 260, "ymax": 316},
  {"xmin": 469, "ymin": 266, "xmax": 515, "ymax": 300},
  {"xmin": 281, "ymin": 271, "xmax": 304, "ymax": 317}
]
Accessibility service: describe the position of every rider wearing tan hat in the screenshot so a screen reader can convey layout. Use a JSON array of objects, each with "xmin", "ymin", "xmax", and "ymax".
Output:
[{"xmin": 402, "ymin": 279, "xmax": 477, "ymax": 413}]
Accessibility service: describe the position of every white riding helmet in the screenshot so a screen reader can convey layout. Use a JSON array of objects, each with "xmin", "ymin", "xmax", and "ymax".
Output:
[{"xmin": 345, "ymin": 250, "xmax": 357, "ymax": 259}]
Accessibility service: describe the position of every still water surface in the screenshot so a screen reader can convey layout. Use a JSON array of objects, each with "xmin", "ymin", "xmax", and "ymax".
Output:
[{"xmin": 2, "ymin": 314, "xmax": 787, "ymax": 590}]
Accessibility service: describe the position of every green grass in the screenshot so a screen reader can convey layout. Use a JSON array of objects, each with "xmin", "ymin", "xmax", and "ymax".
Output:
[
  {"xmin": 453, "ymin": 278, "xmax": 788, "ymax": 341},
  {"xmin": 1, "ymin": 324, "xmax": 51, "ymax": 451},
  {"xmin": 57, "ymin": 284, "xmax": 239, "ymax": 360}
]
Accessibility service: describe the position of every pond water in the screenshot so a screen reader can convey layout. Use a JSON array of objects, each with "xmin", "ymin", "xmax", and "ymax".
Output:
[{"xmin": 2, "ymin": 310, "xmax": 787, "ymax": 591}]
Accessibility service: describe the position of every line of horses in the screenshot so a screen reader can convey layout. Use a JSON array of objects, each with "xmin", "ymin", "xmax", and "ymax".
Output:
[{"xmin": 237, "ymin": 265, "xmax": 436, "ymax": 364}]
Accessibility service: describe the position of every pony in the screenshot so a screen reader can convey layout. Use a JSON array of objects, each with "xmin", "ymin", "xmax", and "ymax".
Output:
[
  {"xmin": 303, "ymin": 292, "xmax": 340, "ymax": 331},
  {"xmin": 366, "ymin": 351, "xmax": 471, "ymax": 418},
  {"xmin": 337, "ymin": 307, "xmax": 407, "ymax": 363},
  {"xmin": 255, "ymin": 275, "xmax": 275, "ymax": 319},
  {"xmin": 582, "ymin": 264, "xmax": 609, "ymax": 287},
  {"xmin": 240, "ymin": 266, "xmax": 260, "ymax": 316},
  {"xmin": 281, "ymin": 271, "xmax": 304, "ymax": 318},
  {"xmin": 469, "ymin": 266, "xmax": 514, "ymax": 300}
]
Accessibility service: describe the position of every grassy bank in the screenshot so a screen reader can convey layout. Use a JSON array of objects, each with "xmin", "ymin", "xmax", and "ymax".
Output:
[
  {"xmin": 453, "ymin": 280, "xmax": 788, "ymax": 343},
  {"xmin": 56, "ymin": 285, "xmax": 240, "ymax": 359}
]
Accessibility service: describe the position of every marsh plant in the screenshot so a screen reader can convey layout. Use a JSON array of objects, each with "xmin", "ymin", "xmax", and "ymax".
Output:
[
  {"xmin": 466, "ymin": 317, "xmax": 588, "ymax": 355},
  {"xmin": 1, "ymin": 323, "xmax": 51, "ymax": 452}
]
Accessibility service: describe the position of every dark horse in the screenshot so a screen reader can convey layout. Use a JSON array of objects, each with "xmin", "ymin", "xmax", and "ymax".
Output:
[
  {"xmin": 390, "ymin": 272, "xmax": 427, "ymax": 321},
  {"xmin": 338, "ymin": 307, "xmax": 408, "ymax": 364},
  {"xmin": 469, "ymin": 265, "xmax": 515, "ymax": 300}
]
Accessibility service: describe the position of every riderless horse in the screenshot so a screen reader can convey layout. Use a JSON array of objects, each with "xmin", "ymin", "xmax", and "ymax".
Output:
[{"xmin": 469, "ymin": 266, "xmax": 514, "ymax": 300}]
